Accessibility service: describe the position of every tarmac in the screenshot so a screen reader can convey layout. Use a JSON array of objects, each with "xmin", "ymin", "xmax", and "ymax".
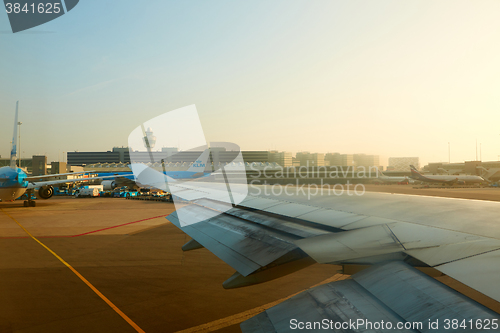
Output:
[
  {"xmin": 364, "ymin": 184, "xmax": 500, "ymax": 202},
  {"xmin": 1, "ymin": 186, "xmax": 500, "ymax": 332},
  {"xmin": 0, "ymin": 197, "xmax": 340, "ymax": 333}
]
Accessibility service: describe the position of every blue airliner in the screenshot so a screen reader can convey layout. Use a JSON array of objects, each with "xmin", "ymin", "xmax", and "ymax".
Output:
[
  {"xmin": 0, "ymin": 102, "xmax": 116, "ymax": 207},
  {"xmin": 99, "ymin": 150, "xmax": 212, "ymax": 190}
]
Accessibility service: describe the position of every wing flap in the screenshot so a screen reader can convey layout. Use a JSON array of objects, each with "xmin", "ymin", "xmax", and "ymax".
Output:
[
  {"xmin": 241, "ymin": 262, "xmax": 500, "ymax": 333},
  {"xmin": 262, "ymin": 202, "xmax": 320, "ymax": 217},
  {"xmin": 436, "ymin": 249, "xmax": 500, "ymax": 304},
  {"xmin": 239, "ymin": 197, "xmax": 284, "ymax": 210},
  {"xmin": 168, "ymin": 210, "xmax": 260, "ymax": 275},
  {"xmin": 224, "ymin": 208, "xmax": 330, "ymax": 238},
  {"xmin": 406, "ymin": 240, "xmax": 500, "ymax": 267},
  {"xmin": 353, "ymin": 262, "xmax": 499, "ymax": 327},
  {"xmin": 167, "ymin": 205, "xmax": 301, "ymax": 277},
  {"xmin": 295, "ymin": 224, "xmax": 404, "ymax": 264}
]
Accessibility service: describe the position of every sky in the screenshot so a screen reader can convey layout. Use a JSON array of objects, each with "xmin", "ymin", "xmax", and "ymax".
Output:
[{"xmin": 1, "ymin": 0, "xmax": 500, "ymax": 167}]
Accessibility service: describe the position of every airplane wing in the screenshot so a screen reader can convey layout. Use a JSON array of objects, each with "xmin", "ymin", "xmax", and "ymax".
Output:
[
  {"xmin": 27, "ymin": 174, "xmax": 131, "ymax": 189},
  {"xmin": 25, "ymin": 171, "xmax": 95, "ymax": 181},
  {"xmin": 134, "ymin": 167, "xmax": 500, "ymax": 330}
]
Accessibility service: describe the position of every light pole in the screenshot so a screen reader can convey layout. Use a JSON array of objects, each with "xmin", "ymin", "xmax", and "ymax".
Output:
[
  {"xmin": 448, "ymin": 142, "xmax": 451, "ymax": 164},
  {"xmin": 18, "ymin": 121, "xmax": 22, "ymax": 168},
  {"xmin": 476, "ymin": 139, "xmax": 478, "ymax": 161}
]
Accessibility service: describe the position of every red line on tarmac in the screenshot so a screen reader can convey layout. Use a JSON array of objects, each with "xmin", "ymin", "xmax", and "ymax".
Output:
[{"xmin": 0, "ymin": 215, "xmax": 168, "ymax": 239}]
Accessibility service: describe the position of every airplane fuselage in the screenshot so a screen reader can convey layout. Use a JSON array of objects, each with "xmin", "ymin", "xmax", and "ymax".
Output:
[
  {"xmin": 411, "ymin": 172, "xmax": 484, "ymax": 184},
  {"xmin": 166, "ymin": 171, "xmax": 210, "ymax": 179},
  {"xmin": 97, "ymin": 171, "xmax": 210, "ymax": 180},
  {"xmin": 0, "ymin": 166, "xmax": 28, "ymax": 201},
  {"xmin": 375, "ymin": 175, "xmax": 411, "ymax": 184}
]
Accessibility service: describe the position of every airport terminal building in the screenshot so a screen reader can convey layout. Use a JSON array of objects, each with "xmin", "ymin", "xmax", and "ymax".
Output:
[
  {"xmin": 388, "ymin": 157, "xmax": 420, "ymax": 171},
  {"xmin": 423, "ymin": 161, "xmax": 500, "ymax": 182},
  {"xmin": 68, "ymin": 147, "xmax": 285, "ymax": 167}
]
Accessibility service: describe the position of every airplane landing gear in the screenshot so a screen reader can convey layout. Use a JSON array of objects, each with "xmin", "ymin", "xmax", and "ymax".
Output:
[{"xmin": 24, "ymin": 189, "xmax": 36, "ymax": 207}]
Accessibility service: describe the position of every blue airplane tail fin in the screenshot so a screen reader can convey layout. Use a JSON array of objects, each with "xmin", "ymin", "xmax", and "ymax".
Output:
[
  {"xmin": 10, "ymin": 101, "xmax": 19, "ymax": 169},
  {"xmin": 187, "ymin": 149, "xmax": 210, "ymax": 173}
]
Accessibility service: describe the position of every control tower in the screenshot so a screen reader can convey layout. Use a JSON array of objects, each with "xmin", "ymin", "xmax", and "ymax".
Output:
[{"xmin": 142, "ymin": 127, "xmax": 157, "ymax": 150}]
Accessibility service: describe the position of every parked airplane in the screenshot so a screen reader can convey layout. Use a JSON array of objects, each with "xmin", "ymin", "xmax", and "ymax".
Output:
[
  {"xmin": 373, "ymin": 170, "xmax": 414, "ymax": 184},
  {"xmin": 410, "ymin": 164, "xmax": 485, "ymax": 185},
  {"xmin": 99, "ymin": 149, "xmax": 212, "ymax": 190},
  {"xmin": 0, "ymin": 102, "xmax": 118, "ymax": 207}
]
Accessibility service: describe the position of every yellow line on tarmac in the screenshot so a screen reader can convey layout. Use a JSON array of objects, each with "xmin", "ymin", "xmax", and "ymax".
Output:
[
  {"xmin": 174, "ymin": 273, "xmax": 349, "ymax": 333},
  {"xmin": 1, "ymin": 209, "xmax": 145, "ymax": 333}
]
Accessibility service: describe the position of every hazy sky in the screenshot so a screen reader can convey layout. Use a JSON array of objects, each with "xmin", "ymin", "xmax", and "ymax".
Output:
[{"xmin": 1, "ymin": 0, "xmax": 500, "ymax": 166}]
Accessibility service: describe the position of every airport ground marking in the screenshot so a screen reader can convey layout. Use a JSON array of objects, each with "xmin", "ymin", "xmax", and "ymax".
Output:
[
  {"xmin": 66, "ymin": 214, "xmax": 169, "ymax": 237},
  {"xmin": 0, "ymin": 214, "xmax": 168, "ymax": 239},
  {"xmin": 0, "ymin": 208, "xmax": 146, "ymax": 333},
  {"xmin": 174, "ymin": 273, "xmax": 349, "ymax": 333}
]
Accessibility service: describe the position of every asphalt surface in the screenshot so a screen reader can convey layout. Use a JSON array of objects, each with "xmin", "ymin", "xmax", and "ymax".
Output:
[
  {"xmin": 0, "ymin": 197, "xmax": 339, "ymax": 333},
  {"xmin": 364, "ymin": 184, "xmax": 500, "ymax": 201}
]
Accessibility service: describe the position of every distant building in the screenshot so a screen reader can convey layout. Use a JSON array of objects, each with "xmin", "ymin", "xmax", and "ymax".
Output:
[
  {"xmin": 269, "ymin": 151, "xmax": 292, "ymax": 167},
  {"xmin": 325, "ymin": 153, "xmax": 354, "ymax": 167},
  {"xmin": 68, "ymin": 146, "xmax": 296, "ymax": 168},
  {"xmin": 112, "ymin": 147, "xmax": 131, "ymax": 163},
  {"xmin": 295, "ymin": 152, "xmax": 325, "ymax": 166},
  {"xmin": 311, "ymin": 153, "xmax": 325, "ymax": 167},
  {"xmin": 67, "ymin": 147, "xmax": 126, "ymax": 166},
  {"xmin": 161, "ymin": 147, "xmax": 179, "ymax": 157},
  {"xmin": 68, "ymin": 146, "xmax": 179, "ymax": 166},
  {"xmin": 0, "ymin": 157, "xmax": 34, "ymax": 173},
  {"xmin": 423, "ymin": 160, "xmax": 500, "ymax": 181},
  {"xmin": 240, "ymin": 151, "xmax": 270, "ymax": 164},
  {"xmin": 50, "ymin": 162, "xmax": 67, "ymax": 174},
  {"xmin": 354, "ymin": 154, "xmax": 380, "ymax": 168},
  {"xmin": 388, "ymin": 157, "xmax": 420, "ymax": 171},
  {"xmin": 295, "ymin": 152, "xmax": 311, "ymax": 166}
]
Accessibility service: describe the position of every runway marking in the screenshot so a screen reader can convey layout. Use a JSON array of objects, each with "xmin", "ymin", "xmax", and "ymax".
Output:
[
  {"xmin": 1, "ymin": 208, "xmax": 146, "ymax": 333},
  {"xmin": 0, "ymin": 214, "xmax": 168, "ymax": 239},
  {"xmin": 65, "ymin": 214, "xmax": 169, "ymax": 237},
  {"xmin": 126, "ymin": 222, "xmax": 168, "ymax": 235},
  {"xmin": 174, "ymin": 273, "xmax": 349, "ymax": 333}
]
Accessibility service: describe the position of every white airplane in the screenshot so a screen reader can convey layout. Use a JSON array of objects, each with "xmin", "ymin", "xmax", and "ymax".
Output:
[
  {"xmin": 373, "ymin": 170, "xmax": 414, "ymax": 184},
  {"xmin": 129, "ymin": 114, "xmax": 500, "ymax": 331},
  {"xmin": 0, "ymin": 102, "xmax": 118, "ymax": 207},
  {"xmin": 410, "ymin": 165, "xmax": 485, "ymax": 185}
]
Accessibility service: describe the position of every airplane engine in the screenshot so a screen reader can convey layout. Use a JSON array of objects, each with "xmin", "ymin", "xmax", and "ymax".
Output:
[
  {"xmin": 37, "ymin": 186, "xmax": 54, "ymax": 199},
  {"xmin": 457, "ymin": 180, "xmax": 466, "ymax": 185},
  {"xmin": 102, "ymin": 180, "xmax": 117, "ymax": 191}
]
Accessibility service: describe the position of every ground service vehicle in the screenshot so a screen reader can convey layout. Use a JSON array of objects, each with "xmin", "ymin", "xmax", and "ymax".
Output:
[{"xmin": 74, "ymin": 188, "xmax": 100, "ymax": 198}]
